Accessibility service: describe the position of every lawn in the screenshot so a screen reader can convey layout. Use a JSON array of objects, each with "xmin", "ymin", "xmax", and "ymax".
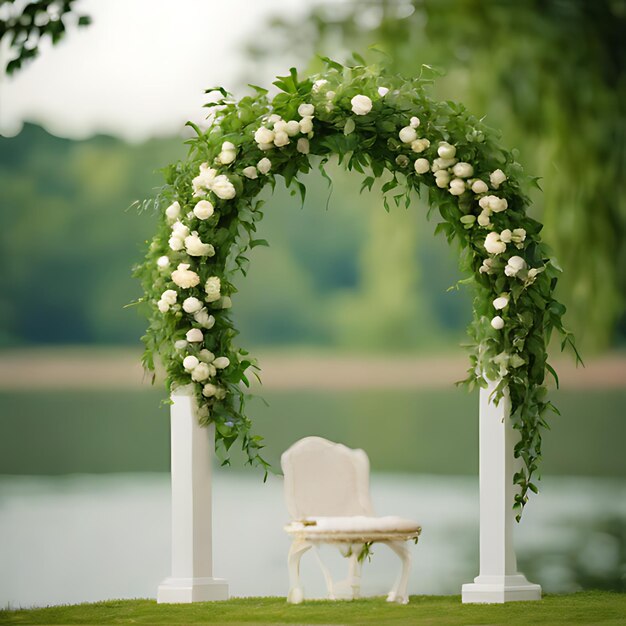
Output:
[{"xmin": 1, "ymin": 593, "xmax": 624, "ymax": 625}]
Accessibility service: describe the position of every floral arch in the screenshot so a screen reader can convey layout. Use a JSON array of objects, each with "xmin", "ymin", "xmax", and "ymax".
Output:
[{"xmin": 136, "ymin": 57, "xmax": 577, "ymax": 517}]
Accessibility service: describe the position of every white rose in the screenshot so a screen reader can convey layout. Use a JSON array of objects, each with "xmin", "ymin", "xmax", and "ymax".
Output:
[
  {"xmin": 174, "ymin": 340, "xmax": 188, "ymax": 350},
  {"xmin": 351, "ymin": 94, "xmax": 372, "ymax": 115},
  {"xmin": 490, "ymin": 169, "xmax": 507, "ymax": 188},
  {"xmin": 489, "ymin": 196, "xmax": 508, "ymax": 213},
  {"xmin": 194, "ymin": 308, "xmax": 215, "ymax": 328},
  {"xmin": 171, "ymin": 221, "xmax": 190, "ymax": 238},
  {"xmin": 258, "ymin": 142, "xmax": 274, "ymax": 151},
  {"xmin": 437, "ymin": 142, "xmax": 456, "ymax": 159},
  {"xmin": 192, "ymin": 167, "xmax": 217, "ymax": 196},
  {"xmin": 274, "ymin": 131, "xmax": 290, "ymax": 147},
  {"xmin": 478, "ymin": 195, "xmax": 492, "ymax": 211},
  {"xmin": 460, "ymin": 215, "xmax": 476, "ymax": 227},
  {"xmin": 471, "ymin": 179, "xmax": 489, "ymax": 194},
  {"xmin": 285, "ymin": 120, "xmax": 300, "ymax": 136},
  {"xmin": 182, "ymin": 297, "xmax": 203, "ymax": 314},
  {"xmin": 434, "ymin": 170, "xmax": 451, "ymax": 188},
  {"xmin": 184, "ymin": 232, "xmax": 215, "ymax": 257},
  {"xmin": 168, "ymin": 236, "xmax": 183, "ymax": 251},
  {"xmin": 399, "ymin": 126, "xmax": 418, "ymax": 144},
  {"xmin": 484, "ymin": 232, "xmax": 506, "ymax": 255},
  {"xmin": 411, "ymin": 138, "xmax": 430, "ymax": 153},
  {"xmin": 211, "ymin": 175, "xmax": 236, "ymax": 200},
  {"xmin": 215, "ymin": 387, "xmax": 226, "ymax": 400},
  {"xmin": 183, "ymin": 355, "xmax": 199, "ymax": 371},
  {"xmin": 410, "ymin": 116, "xmax": 420, "ymax": 128},
  {"xmin": 171, "ymin": 263, "xmax": 200, "ymax": 289},
  {"xmin": 157, "ymin": 256, "xmax": 170, "ymax": 268},
  {"xmin": 257, "ymin": 158, "xmax": 272, "ymax": 174},
  {"xmin": 254, "ymin": 127, "xmax": 274, "ymax": 145},
  {"xmin": 477, "ymin": 211, "xmax": 491, "ymax": 227},
  {"xmin": 273, "ymin": 120, "xmax": 287, "ymax": 133},
  {"xmin": 414, "ymin": 158, "xmax": 430, "ymax": 174},
  {"xmin": 218, "ymin": 141, "xmax": 236, "ymax": 164},
  {"xmin": 242, "ymin": 166, "xmax": 258, "ymax": 179},
  {"xmin": 500, "ymin": 229, "xmax": 512, "ymax": 243},
  {"xmin": 165, "ymin": 201, "xmax": 181, "ymax": 221},
  {"xmin": 491, "ymin": 316, "xmax": 505, "ymax": 330},
  {"xmin": 449, "ymin": 179, "xmax": 466, "ymax": 196},
  {"xmin": 298, "ymin": 103, "xmax": 315, "ymax": 117},
  {"xmin": 161, "ymin": 289, "xmax": 177, "ymax": 306},
  {"xmin": 267, "ymin": 114, "xmax": 281, "ymax": 124},
  {"xmin": 493, "ymin": 295, "xmax": 509, "ymax": 310},
  {"xmin": 193, "ymin": 200, "xmax": 214, "ymax": 220},
  {"xmin": 221, "ymin": 296, "xmax": 232, "ymax": 309},
  {"xmin": 202, "ymin": 383, "xmax": 218, "ymax": 398},
  {"xmin": 452, "ymin": 162, "xmax": 474, "ymax": 178},
  {"xmin": 432, "ymin": 157, "xmax": 457, "ymax": 171},
  {"xmin": 157, "ymin": 299, "xmax": 169, "ymax": 313},
  {"xmin": 312, "ymin": 79, "xmax": 328, "ymax": 92},
  {"xmin": 213, "ymin": 356, "xmax": 230, "ymax": 369},
  {"xmin": 479, "ymin": 258, "xmax": 495, "ymax": 274},
  {"xmin": 326, "ymin": 90, "xmax": 336, "ymax": 100},
  {"xmin": 191, "ymin": 362, "xmax": 211, "ymax": 382},
  {"xmin": 299, "ymin": 116, "xmax": 313, "ymax": 134},
  {"xmin": 377, "ymin": 86, "xmax": 389, "ymax": 96},
  {"xmin": 505, "ymin": 256, "xmax": 527, "ymax": 277},
  {"xmin": 297, "ymin": 138, "xmax": 310, "ymax": 154},
  {"xmin": 512, "ymin": 228, "xmax": 526, "ymax": 245},
  {"xmin": 186, "ymin": 328, "xmax": 203, "ymax": 343},
  {"xmin": 199, "ymin": 349, "xmax": 215, "ymax": 362},
  {"xmin": 205, "ymin": 276, "xmax": 221, "ymax": 302}
]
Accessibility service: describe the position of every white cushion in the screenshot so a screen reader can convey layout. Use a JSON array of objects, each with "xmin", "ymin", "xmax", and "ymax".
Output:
[{"xmin": 287, "ymin": 515, "xmax": 420, "ymax": 534}]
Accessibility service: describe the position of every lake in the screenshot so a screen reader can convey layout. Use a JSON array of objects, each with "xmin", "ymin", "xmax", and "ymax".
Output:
[{"xmin": 1, "ymin": 472, "xmax": 624, "ymax": 608}]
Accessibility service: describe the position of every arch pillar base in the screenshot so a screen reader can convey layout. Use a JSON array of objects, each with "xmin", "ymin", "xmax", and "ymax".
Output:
[
  {"xmin": 461, "ymin": 380, "xmax": 542, "ymax": 604},
  {"xmin": 462, "ymin": 575, "xmax": 541, "ymax": 604},
  {"xmin": 157, "ymin": 386, "xmax": 229, "ymax": 604}
]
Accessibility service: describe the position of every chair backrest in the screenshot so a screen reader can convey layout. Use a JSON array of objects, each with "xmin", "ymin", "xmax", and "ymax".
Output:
[{"xmin": 281, "ymin": 436, "xmax": 374, "ymax": 520}]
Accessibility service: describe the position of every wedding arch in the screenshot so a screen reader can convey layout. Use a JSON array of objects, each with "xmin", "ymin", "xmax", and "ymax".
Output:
[{"xmin": 136, "ymin": 57, "xmax": 577, "ymax": 603}]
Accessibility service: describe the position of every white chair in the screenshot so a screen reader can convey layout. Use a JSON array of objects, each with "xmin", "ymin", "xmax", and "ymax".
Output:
[{"xmin": 281, "ymin": 436, "xmax": 421, "ymax": 604}]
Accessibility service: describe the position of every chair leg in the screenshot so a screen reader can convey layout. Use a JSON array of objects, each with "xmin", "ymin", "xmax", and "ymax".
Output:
[
  {"xmin": 287, "ymin": 539, "xmax": 311, "ymax": 604},
  {"xmin": 385, "ymin": 541, "xmax": 411, "ymax": 604},
  {"xmin": 313, "ymin": 545, "xmax": 337, "ymax": 599},
  {"xmin": 347, "ymin": 548, "xmax": 362, "ymax": 599}
]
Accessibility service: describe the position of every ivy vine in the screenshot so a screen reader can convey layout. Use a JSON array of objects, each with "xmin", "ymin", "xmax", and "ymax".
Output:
[{"xmin": 135, "ymin": 56, "xmax": 580, "ymax": 518}]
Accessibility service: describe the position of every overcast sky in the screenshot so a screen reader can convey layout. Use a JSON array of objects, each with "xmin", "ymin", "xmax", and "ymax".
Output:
[{"xmin": 0, "ymin": 0, "xmax": 314, "ymax": 142}]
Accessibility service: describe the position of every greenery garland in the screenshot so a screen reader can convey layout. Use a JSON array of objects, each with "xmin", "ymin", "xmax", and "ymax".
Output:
[{"xmin": 136, "ymin": 57, "xmax": 579, "ymax": 518}]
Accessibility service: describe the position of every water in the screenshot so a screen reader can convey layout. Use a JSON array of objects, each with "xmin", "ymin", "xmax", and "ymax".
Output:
[{"xmin": 1, "ymin": 472, "xmax": 624, "ymax": 609}]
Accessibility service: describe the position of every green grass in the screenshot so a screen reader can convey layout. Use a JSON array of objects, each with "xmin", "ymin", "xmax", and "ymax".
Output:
[
  {"xmin": 1, "ymin": 388, "xmax": 625, "ymax": 476},
  {"xmin": 1, "ymin": 593, "xmax": 624, "ymax": 625}
]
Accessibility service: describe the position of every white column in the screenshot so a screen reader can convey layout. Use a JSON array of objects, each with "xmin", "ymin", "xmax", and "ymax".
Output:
[
  {"xmin": 461, "ymin": 380, "xmax": 542, "ymax": 603},
  {"xmin": 157, "ymin": 386, "xmax": 229, "ymax": 603}
]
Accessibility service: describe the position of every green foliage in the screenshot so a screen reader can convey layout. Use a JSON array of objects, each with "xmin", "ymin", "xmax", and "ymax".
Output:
[
  {"xmin": 244, "ymin": 0, "xmax": 626, "ymax": 352},
  {"xmin": 136, "ymin": 58, "xmax": 578, "ymax": 516},
  {"xmin": 0, "ymin": 0, "xmax": 91, "ymax": 74}
]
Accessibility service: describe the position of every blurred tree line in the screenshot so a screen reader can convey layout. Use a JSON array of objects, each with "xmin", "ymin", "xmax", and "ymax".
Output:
[
  {"xmin": 244, "ymin": 0, "xmax": 626, "ymax": 351},
  {"xmin": 1, "ymin": 0, "xmax": 624, "ymax": 352},
  {"xmin": 0, "ymin": 123, "xmax": 468, "ymax": 350}
]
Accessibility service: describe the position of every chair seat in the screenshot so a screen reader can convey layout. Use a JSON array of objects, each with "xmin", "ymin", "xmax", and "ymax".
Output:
[{"xmin": 285, "ymin": 515, "xmax": 421, "ymax": 542}]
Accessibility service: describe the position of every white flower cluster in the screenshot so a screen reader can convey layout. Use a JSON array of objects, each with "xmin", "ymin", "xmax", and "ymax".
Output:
[
  {"xmin": 254, "ymin": 104, "xmax": 315, "ymax": 152},
  {"xmin": 483, "ymin": 228, "xmax": 526, "ymax": 255},
  {"xmin": 180, "ymin": 349, "xmax": 230, "ymax": 397},
  {"xmin": 242, "ymin": 157, "xmax": 273, "ymax": 180},
  {"xmin": 192, "ymin": 162, "xmax": 236, "ymax": 200}
]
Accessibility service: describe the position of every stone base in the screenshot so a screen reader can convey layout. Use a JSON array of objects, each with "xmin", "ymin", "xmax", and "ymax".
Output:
[
  {"xmin": 462, "ymin": 574, "xmax": 542, "ymax": 604},
  {"xmin": 157, "ymin": 577, "xmax": 229, "ymax": 603}
]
